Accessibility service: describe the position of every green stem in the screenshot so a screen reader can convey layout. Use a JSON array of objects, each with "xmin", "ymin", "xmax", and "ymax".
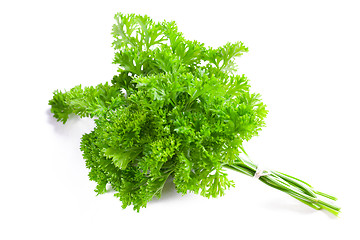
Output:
[{"xmin": 224, "ymin": 158, "xmax": 340, "ymax": 216}]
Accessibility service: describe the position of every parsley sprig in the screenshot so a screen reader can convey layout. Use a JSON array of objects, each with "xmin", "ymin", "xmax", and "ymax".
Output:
[{"xmin": 49, "ymin": 13, "xmax": 340, "ymax": 215}]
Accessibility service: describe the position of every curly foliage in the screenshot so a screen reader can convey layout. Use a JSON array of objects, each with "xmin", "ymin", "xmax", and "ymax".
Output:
[{"xmin": 49, "ymin": 13, "xmax": 267, "ymax": 211}]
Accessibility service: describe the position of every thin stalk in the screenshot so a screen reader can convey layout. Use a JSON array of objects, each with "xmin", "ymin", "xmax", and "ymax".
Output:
[{"xmin": 314, "ymin": 190, "xmax": 338, "ymax": 201}]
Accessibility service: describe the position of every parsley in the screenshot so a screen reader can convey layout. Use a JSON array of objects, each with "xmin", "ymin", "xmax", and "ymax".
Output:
[{"xmin": 49, "ymin": 13, "xmax": 340, "ymax": 215}]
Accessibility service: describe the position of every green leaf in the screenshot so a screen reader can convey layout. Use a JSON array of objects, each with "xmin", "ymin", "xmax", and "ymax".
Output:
[{"xmin": 104, "ymin": 147, "xmax": 140, "ymax": 170}]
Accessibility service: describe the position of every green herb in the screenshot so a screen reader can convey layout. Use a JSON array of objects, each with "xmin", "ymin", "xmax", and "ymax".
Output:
[{"xmin": 49, "ymin": 13, "xmax": 340, "ymax": 215}]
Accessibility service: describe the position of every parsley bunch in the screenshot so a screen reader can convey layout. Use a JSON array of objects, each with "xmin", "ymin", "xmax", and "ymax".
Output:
[{"xmin": 49, "ymin": 13, "xmax": 340, "ymax": 215}]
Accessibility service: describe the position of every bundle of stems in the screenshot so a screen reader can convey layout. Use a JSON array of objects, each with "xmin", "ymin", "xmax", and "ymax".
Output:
[{"xmin": 225, "ymin": 155, "xmax": 340, "ymax": 216}]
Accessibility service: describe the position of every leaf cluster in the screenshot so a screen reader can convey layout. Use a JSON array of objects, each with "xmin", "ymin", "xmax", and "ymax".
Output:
[{"xmin": 49, "ymin": 13, "xmax": 268, "ymax": 211}]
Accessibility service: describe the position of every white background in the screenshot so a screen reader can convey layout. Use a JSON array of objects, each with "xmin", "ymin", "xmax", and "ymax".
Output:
[{"xmin": 1, "ymin": 0, "xmax": 359, "ymax": 239}]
